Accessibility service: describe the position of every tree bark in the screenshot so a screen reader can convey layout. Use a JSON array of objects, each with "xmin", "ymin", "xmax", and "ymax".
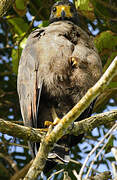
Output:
[
  {"xmin": 0, "ymin": 0, "xmax": 15, "ymax": 17},
  {"xmin": 0, "ymin": 110, "xmax": 117, "ymax": 144},
  {"xmin": 0, "ymin": 118, "xmax": 43, "ymax": 142}
]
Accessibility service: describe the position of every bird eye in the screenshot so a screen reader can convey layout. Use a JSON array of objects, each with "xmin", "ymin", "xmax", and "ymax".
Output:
[
  {"xmin": 70, "ymin": 7, "xmax": 74, "ymax": 13},
  {"xmin": 53, "ymin": 7, "xmax": 57, "ymax": 13}
]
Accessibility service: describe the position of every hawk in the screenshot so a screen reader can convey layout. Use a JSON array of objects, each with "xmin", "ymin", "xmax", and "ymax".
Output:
[{"xmin": 17, "ymin": 0, "xmax": 102, "ymax": 172}]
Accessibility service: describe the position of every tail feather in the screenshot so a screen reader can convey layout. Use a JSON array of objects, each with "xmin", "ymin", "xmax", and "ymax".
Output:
[{"xmin": 48, "ymin": 143, "xmax": 70, "ymax": 163}]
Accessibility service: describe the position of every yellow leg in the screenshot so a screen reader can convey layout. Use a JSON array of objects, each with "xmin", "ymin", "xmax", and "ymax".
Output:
[
  {"xmin": 51, "ymin": 106, "xmax": 61, "ymax": 125},
  {"xmin": 39, "ymin": 128, "xmax": 49, "ymax": 132},
  {"xmin": 44, "ymin": 106, "xmax": 61, "ymax": 127},
  {"xmin": 44, "ymin": 121, "xmax": 53, "ymax": 127}
]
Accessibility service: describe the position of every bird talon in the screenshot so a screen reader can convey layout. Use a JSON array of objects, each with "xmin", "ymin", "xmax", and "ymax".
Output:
[
  {"xmin": 39, "ymin": 128, "xmax": 48, "ymax": 132},
  {"xmin": 70, "ymin": 57, "xmax": 78, "ymax": 67},
  {"xmin": 44, "ymin": 121, "xmax": 53, "ymax": 127},
  {"xmin": 44, "ymin": 118, "xmax": 61, "ymax": 128}
]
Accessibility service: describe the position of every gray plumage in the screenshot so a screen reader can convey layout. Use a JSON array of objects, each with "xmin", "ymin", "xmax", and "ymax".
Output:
[{"xmin": 17, "ymin": 16, "xmax": 102, "ymax": 171}]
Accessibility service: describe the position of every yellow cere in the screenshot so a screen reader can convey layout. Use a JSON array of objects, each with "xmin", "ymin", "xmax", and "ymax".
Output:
[{"xmin": 56, "ymin": 5, "xmax": 72, "ymax": 18}]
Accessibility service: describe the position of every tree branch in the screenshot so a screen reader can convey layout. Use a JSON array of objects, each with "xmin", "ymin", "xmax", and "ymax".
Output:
[
  {"xmin": 71, "ymin": 110, "xmax": 117, "ymax": 136},
  {"xmin": 79, "ymin": 123, "xmax": 117, "ymax": 179},
  {"xmin": 0, "ymin": 118, "xmax": 43, "ymax": 142},
  {"xmin": 89, "ymin": 171, "xmax": 112, "ymax": 180},
  {"xmin": 73, "ymin": 170, "xmax": 112, "ymax": 180},
  {"xmin": 0, "ymin": 0, "xmax": 15, "ymax": 17},
  {"xmin": 24, "ymin": 56, "xmax": 117, "ymax": 179},
  {"xmin": 111, "ymin": 147, "xmax": 117, "ymax": 179},
  {"xmin": 0, "ymin": 110, "xmax": 117, "ymax": 144},
  {"xmin": 10, "ymin": 161, "xmax": 33, "ymax": 180}
]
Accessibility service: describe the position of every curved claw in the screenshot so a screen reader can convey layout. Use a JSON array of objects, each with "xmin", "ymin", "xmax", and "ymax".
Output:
[
  {"xmin": 44, "ymin": 121, "xmax": 53, "ymax": 127},
  {"xmin": 44, "ymin": 107, "xmax": 61, "ymax": 128},
  {"xmin": 70, "ymin": 57, "xmax": 78, "ymax": 67}
]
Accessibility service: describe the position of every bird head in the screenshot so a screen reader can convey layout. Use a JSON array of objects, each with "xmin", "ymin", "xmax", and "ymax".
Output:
[{"xmin": 49, "ymin": 0, "xmax": 79, "ymax": 25}]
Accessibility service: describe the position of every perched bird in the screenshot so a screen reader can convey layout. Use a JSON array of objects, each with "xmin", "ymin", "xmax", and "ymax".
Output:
[{"xmin": 17, "ymin": 0, "xmax": 102, "ymax": 172}]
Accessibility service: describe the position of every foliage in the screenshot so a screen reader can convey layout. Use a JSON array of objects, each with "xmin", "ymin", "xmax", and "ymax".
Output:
[{"xmin": 0, "ymin": 0, "xmax": 117, "ymax": 179}]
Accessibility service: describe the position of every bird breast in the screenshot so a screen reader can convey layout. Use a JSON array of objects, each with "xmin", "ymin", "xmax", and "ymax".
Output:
[
  {"xmin": 37, "ymin": 32, "xmax": 73, "ymax": 98},
  {"xmin": 35, "ymin": 21, "xmax": 102, "ymax": 102}
]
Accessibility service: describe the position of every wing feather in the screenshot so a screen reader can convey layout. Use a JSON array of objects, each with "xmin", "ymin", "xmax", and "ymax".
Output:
[{"xmin": 17, "ymin": 28, "xmax": 45, "ymax": 128}]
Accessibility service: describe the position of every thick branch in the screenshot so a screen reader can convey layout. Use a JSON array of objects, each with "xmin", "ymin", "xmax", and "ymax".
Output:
[
  {"xmin": 71, "ymin": 110, "xmax": 117, "ymax": 136},
  {"xmin": 0, "ymin": 0, "xmax": 15, "ymax": 16},
  {"xmin": 0, "ymin": 118, "xmax": 43, "ymax": 142},
  {"xmin": 0, "ymin": 110, "xmax": 117, "ymax": 143},
  {"xmin": 24, "ymin": 56, "xmax": 117, "ymax": 179}
]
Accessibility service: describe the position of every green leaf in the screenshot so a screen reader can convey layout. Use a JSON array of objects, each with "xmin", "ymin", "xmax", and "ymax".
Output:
[
  {"xmin": 13, "ymin": 0, "xmax": 29, "ymax": 16},
  {"xmin": 75, "ymin": 0, "xmax": 94, "ymax": 19},
  {"xmin": 76, "ymin": 0, "xmax": 93, "ymax": 11},
  {"xmin": 7, "ymin": 17, "xmax": 28, "ymax": 35},
  {"xmin": 15, "ymin": 0, "xmax": 26, "ymax": 10},
  {"xmin": 107, "ymin": 82, "xmax": 117, "ymax": 88},
  {"xmin": 94, "ymin": 31, "xmax": 117, "ymax": 53}
]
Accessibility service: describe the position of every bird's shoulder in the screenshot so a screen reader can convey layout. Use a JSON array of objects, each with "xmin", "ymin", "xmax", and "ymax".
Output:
[{"xmin": 27, "ymin": 21, "xmax": 90, "ymax": 42}]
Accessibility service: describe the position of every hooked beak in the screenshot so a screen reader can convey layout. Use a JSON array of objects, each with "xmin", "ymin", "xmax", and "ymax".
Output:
[{"xmin": 61, "ymin": 10, "xmax": 66, "ymax": 18}]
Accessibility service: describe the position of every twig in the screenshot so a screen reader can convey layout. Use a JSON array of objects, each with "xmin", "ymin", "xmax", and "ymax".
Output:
[
  {"xmin": 112, "ymin": 147, "xmax": 117, "ymax": 162},
  {"xmin": 88, "ymin": 171, "xmax": 112, "ymax": 180},
  {"xmin": 78, "ymin": 123, "xmax": 117, "ymax": 179},
  {"xmin": 10, "ymin": 160, "xmax": 33, "ymax": 180},
  {"xmin": 47, "ymin": 169, "xmax": 64, "ymax": 180},
  {"xmin": 73, "ymin": 170, "xmax": 79, "ymax": 179},
  {"xmin": 0, "ymin": 140, "xmax": 28, "ymax": 149},
  {"xmin": 70, "ymin": 159, "xmax": 100, "ymax": 174},
  {"xmin": 0, "ymin": 153, "xmax": 18, "ymax": 173},
  {"xmin": 111, "ymin": 147, "xmax": 117, "ymax": 179},
  {"xmin": 85, "ymin": 133, "xmax": 113, "ymax": 179},
  {"xmin": 111, "ymin": 163, "xmax": 117, "ymax": 180},
  {"xmin": 63, "ymin": 171, "xmax": 71, "ymax": 180}
]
